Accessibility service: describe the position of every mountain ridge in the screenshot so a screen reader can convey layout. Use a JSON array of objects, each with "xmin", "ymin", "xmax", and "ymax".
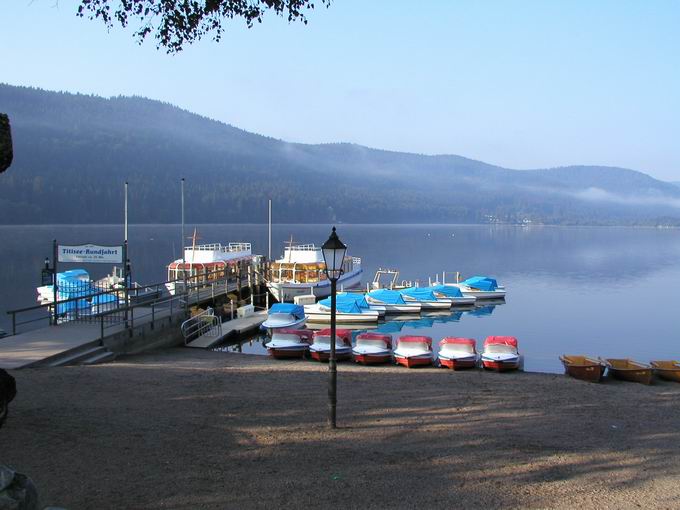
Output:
[{"xmin": 1, "ymin": 83, "xmax": 679, "ymax": 226}]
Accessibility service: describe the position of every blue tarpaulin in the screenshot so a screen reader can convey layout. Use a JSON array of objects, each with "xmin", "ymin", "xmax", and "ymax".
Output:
[
  {"xmin": 462, "ymin": 276, "xmax": 498, "ymax": 291},
  {"xmin": 337, "ymin": 292, "xmax": 371, "ymax": 309},
  {"xmin": 367, "ymin": 289, "xmax": 406, "ymax": 305},
  {"xmin": 319, "ymin": 297, "xmax": 362, "ymax": 314},
  {"xmin": 399, "ymin": 287, "xmax": 438, "ymax": 301},
  {"xmin": 269, "ymin": 303, "xmax": 305, "ymax": 319},
  {"xmin": 430, "ymin": 284, "xmax": 463, "ymax": 298}
]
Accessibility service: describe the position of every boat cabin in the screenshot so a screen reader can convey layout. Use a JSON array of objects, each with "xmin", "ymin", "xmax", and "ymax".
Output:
[
  {"xmin": 270, "ymin": 244, "xmax": 359, "ymax": 284},
  {"xmin": 167, "ymin": 243, "xmax": 255, "ymax": 285}
]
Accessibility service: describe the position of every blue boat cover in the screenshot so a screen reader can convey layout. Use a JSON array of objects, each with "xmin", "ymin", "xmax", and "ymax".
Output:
[
  {"xmin": 318, "ymin": 297, "xmax": 362, "ymax": 314},
  {"xmin": 367, "ymin": 289, "xmax": 406, "ymax": 305},
  {"xmin": 462, "ymin": 276, "xmax": 498, "ymax": 291},
  {"xmin": 400, "ymin": 287, "xmax": 438, "ymax": 301},
  {"xmin": 430, "ymin": 284, "xmax": 463, "ymax": 298},
  {"xmin": 337, "ymin": 292, "xmax": 371, "ymax": 309},
  {"xmin": 269, "ymin": 303, "xmax": 305, "ymax": 319}
]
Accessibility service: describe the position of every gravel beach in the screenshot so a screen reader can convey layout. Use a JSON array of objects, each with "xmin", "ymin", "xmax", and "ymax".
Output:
[{"xmin": 2, "ymin": 348, "xmax": 680, "ymax": 509}]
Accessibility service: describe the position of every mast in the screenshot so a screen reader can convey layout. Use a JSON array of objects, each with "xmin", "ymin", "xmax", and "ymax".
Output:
[
  {"xmin": 181, "ymin": 178, "xmax": 186, "ymax": 295},
  {"xmin": 268, "ymin": 198, "xmax": 272, "ymax": 261}
]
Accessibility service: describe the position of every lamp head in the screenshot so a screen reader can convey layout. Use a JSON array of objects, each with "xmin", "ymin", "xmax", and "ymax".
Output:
[{"xmin": 321, "ymin": 227, "xmax": 347, "ymax": 281}]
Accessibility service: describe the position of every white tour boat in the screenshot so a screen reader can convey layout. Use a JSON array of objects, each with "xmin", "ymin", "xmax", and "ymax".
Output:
[
  {"xmin": 267, "ymin": 243, "xmax": 363, "ymax": 302},
  {"xmin": 165, "ymin": 241, "xmax": 256, "ymax": 296}
]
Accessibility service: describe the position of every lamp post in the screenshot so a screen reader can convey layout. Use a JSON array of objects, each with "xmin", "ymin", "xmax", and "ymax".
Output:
[{"xmin": 321, "ymin": 227, "xmax": 347, "ymax": 429}]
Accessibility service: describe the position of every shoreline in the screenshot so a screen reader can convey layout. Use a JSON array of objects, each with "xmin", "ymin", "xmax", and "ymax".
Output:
[{"xmin": 3, "ymin": 348, "xmax": 680, "ymax": 508}]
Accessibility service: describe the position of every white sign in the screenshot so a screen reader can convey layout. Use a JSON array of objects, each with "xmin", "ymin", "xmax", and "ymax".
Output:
[{"xmin": 58, "ymin": 244, "xmax": 123, "ymax": 264}]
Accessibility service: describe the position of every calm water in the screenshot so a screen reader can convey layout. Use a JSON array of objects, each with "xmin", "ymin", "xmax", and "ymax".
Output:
[{"xmin": 1, "ymin": 224, "xmax": 679, "ymax": 373}]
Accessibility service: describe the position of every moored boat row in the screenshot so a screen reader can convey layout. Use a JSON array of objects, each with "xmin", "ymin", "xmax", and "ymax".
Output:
[
  {"xmin": 264, "ymin": 331, "xmax": 522, "ymax": 371},
  {"xmin": 560, "ymin": 356, "xmax": 680, "ymax": 384}
]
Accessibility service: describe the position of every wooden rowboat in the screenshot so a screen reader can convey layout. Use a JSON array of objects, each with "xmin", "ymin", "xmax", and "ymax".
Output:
[
  {"xmin": 559, "ymin": 355, "xmax": 605, "ymax": 383},
  {"xmin": 602, "ymin": 358, "xmax": 653, "ymax": 385},
  {"xmin": 650, "ymin": 360, "xmax": 680, "ymax": 382}
]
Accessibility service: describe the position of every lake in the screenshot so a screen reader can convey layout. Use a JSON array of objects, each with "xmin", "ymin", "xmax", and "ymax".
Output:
[{"xmin": 1, "ymin": 224, "xmax": 679, "ymax": 373}]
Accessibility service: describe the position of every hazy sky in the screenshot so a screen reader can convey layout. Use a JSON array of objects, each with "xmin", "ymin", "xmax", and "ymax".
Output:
[{"xmin": 2, "ymin": 1, "xmax": 679, "ymax": 180}]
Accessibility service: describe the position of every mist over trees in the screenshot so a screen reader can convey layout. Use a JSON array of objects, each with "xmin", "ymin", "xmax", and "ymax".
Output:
[{"xmin": 1, "ymin": 84, "xmax": 680, "ymax": 226}]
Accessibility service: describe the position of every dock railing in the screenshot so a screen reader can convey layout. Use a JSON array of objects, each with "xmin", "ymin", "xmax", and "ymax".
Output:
[{"xmin": 6, "ymin": 263, "xmax": 268, "ymax": 338}]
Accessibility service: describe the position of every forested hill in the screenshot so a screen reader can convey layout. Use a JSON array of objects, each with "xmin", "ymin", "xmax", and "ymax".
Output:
[{"xmin": 1, "ymin": 83, "xmax": 680, "ymax": 225}]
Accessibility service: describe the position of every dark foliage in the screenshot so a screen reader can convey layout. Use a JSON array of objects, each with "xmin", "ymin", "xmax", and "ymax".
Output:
[
  {"xmin": 0, "ymin": 113, "xmax": 12, "ymax": 173},
  {"xmin": 0, "ymin": 368, "xmax": 17, "ymax": 429},
  {"xmin": 77, "ymin": 0, "xmax": 331, "ymax": 52},
  {"xmin": 0, "ymin": 83, "xmax": 679, "ymax": 226}
]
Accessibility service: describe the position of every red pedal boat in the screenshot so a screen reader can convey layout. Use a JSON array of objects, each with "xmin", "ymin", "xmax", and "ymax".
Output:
[
  {"xmin": 309, "ymin": 328, "xmax": 352, "ymax": 361},
  {"xmin": 393, "ymin": 336, "xmax": 434, "ymax": 368},
  {"xmin": 481, "ymin": 336, "xmax": 520, "ymax": 372},
  {"xmin": 264, "ymin": 329, "xmax": 312, "ymax": 359},
  {"xmin": 352, "ymin": 333, "xmax": 392, "ymax": 365},
  {"xmin": 438, "ymin": 337, "xmax": 478, "ymax": 369}
]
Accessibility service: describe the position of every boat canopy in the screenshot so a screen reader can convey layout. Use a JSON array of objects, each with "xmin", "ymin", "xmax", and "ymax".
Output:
[
  {"xmin": 318, "ymin": 297, "xmax": 363, "ymax": 314},
  {"xmin": 268, "ymin": 303, "xmax": 305, "ymax": 319},
  {"xmin": 314, "ymin": 328, "xmax": 352, "ymax": 343},
  {"xmin": 462, "ymin": 276, "xmax": 498, "ymax": 291},
  {"xmin": 399, "ymin": 287, "xmax": 438, "ymax": 301},
  {"xmin": 356, "ymin": 332, "xmax": 392, "ymax": 347},
  {"xmin": 398, "ymin": 335, "xmax": 432, "ymax": 346},
  {"xmin": 367, "ymin": 289, "xmax": 406, "ymax": 304},
  {"xmin": 484, "ymin": 336, "xmax": 518, "ymax": 348},
  {"xmin": 430, "ymin": 284, "xmax": 463, "ymax": 298},
  {"xmin": 440, "ymin": 337, "xmax": 476, "ymax": 347},
  {"xmin": 337, "ymin": 292, "xmax": 371, "ymax": 309},
  {"xmin": 57, "ymin": 269, "xmax": 90, "ymax": 284}
]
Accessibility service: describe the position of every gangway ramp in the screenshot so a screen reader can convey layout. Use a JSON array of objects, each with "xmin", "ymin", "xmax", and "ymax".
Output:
[{"xmin": 182, "ymin": 309, "xmax": 267, "ymax": 349}]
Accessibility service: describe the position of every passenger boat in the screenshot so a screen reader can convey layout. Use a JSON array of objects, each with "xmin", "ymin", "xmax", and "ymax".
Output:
[
  {"xmin": 365, "ymin": 289, "xmax": 422, "ymax": 314},
  {"xmin": 393, "ymin": 336, "xmax": 434, "ymax": 368},
  {"xmin": 437, "ymin": 337, "xmax": 478, "ymax": 369},
  {"xmin": 309, "ymin": 328, "xmax": 353, "ymax": 361},
  {"xmin": 352, "ymin": 333, "xmax": 392, "ymax": 364},
  {"xmin": 559, "ymin": 355, "xmax": 606, "ymax": 383},
  {"xmin": 449, "ymin": 276, "xmax": 506, "ymax": 300},
  {"xmin": 261, "ymin": 303, "xmax": 306, "ymax": 330},
  {"xmin": 650, "ymin": 360, "xmax": 680, "ymax": 382},
  {"xmin": 303, "ymin": 295, "xmax": 380, "ymax": 324},
  {"xmin": 430, "ymin": 285, "xmax": 477, "ymax": 306},
  {"xmin": 399, "ymin": 287, "xmax": 452, "ymax": 310},
  {"xmin": 165, "ymin": 239, "xmax": 256, "ymax": 295},
  {"xmin": 481, "ymin": 336, "xmax": 520, "ymax": 372},
  {"xmin": 267, "ymin": 242, "xmax": 363, "ymax": 302},
  {"xmin": 602, "ymin": 358, "xmax": 653, "ymax": 384},
  {"xmin": 264, "ymin": 329, "xmax": 313, "ymax": 359}
]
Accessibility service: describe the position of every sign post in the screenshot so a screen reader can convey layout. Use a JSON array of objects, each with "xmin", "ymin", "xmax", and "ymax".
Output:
[{"xmin": 52, "ymin": 239, "xmax": 58, "ymax": 325}]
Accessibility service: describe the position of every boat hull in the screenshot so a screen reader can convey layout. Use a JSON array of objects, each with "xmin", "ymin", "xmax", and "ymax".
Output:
[
  {"xmin": 609, "ymin": 368, "xmax": 654, "ymax": 385},
  {"xmin": 482, "ymin": 359, "xmax": 519, "ymax": 372},
  {"xmin": 267, "ymin": 348, "xmax": 307, "ymax": 359},
  {"xmin": 267, "ymin": 269, "xmax": 363, "ymax": 302},
  {"xmin": 353, "ymin": 353, "xmax": 392, "ymax": 365},
  {"xmin": 439, "ymin": 357, "xmax": 477, "ymax": 370},
  {"xmin": 560, "ymin": 356, "xmax": 605, "ymax": 382},
  {"xmin": 309, "ymin": 350, "xmax": 352, "ymax": 362},
  {"xmin": 394, "ymin": 355, "xmax": 433, "ymax": 368},
  {"xmin": 651, "ymin": 361, "xmax": 680, "ymax": 382},
  {"xmin": 261, "ymin": 315, "xmax": 306, "ymax": 330}
]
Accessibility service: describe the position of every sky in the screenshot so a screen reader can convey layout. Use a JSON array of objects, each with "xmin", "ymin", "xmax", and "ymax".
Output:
[{"xmin": 1, "ymin": 0, "xmax": 679, "ymax": 180}]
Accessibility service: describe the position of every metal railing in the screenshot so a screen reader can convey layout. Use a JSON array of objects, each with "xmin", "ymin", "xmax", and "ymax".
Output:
[
  {"xmin": 180, "ymin": 308, "xmax": 221, "ymax": 345},
  {"xmin": 5, "ymin": 262, "xmax": 267, "ymax": 337}
]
